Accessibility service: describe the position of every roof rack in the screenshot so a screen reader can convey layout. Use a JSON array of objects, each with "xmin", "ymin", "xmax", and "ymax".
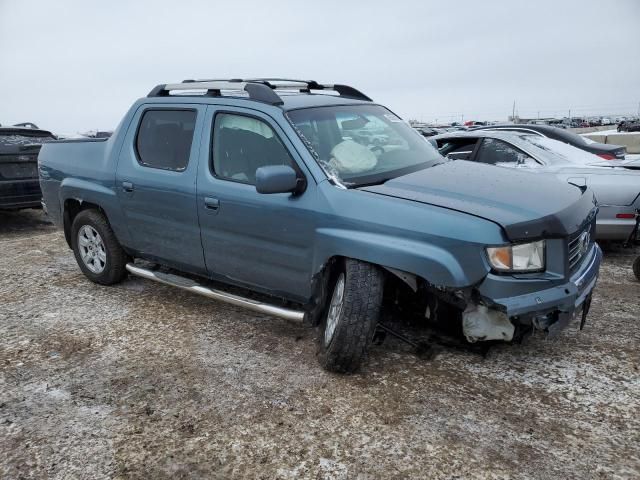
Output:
[{"xmin": 147, "ymin": 78, "xmax": 372, "ymax": 105}]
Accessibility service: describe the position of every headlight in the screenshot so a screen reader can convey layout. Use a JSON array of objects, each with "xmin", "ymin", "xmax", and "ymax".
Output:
[{"xmin": 486, "ymin": 240, "xmax": 545, "ymax": 272}]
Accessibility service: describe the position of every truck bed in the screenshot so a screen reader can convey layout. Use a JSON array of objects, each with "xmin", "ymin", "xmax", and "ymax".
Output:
[{"xmin": 38, "ymin": 137, "xmax": 115, "ymax": 225}]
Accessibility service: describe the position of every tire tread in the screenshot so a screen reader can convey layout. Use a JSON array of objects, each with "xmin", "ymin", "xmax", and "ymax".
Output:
[{"xmin": 318, "ymin": 259, "xmax": 384, "ymax": 373}]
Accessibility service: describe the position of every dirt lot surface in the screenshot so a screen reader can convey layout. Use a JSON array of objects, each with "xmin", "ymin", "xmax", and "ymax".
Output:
[{"xmin": 1, "ymin": 210, "xmax": 639, "ymax": 479}]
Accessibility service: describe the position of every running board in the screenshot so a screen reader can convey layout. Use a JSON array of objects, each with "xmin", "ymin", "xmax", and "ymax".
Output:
[{"xmin": 125, "ymin": 263, "xmax": 305, "ymax": 322}]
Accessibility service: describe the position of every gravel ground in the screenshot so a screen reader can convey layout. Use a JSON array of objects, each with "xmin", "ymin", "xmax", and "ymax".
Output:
[{"xmin": 1, "ymin": 210, "xmax": 639, "ymax": 480}]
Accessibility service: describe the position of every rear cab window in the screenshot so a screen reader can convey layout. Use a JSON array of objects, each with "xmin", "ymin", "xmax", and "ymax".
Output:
[{"xmin": 135, "ymin": 109, "xmax": 196, "ymax": 171}]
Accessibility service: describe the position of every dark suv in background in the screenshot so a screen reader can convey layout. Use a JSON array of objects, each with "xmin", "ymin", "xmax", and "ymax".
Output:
[{"xmin": 0, "ymin": 124, "xmax": 55, "ymax": 210}]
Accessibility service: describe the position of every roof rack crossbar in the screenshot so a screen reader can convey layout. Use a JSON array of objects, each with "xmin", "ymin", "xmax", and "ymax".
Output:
[
  {"xmin": 246, "ymin": 79, "xmax": 372, "ymax": 101},
  {"xmin": 147, "ymin": 79, "xmax": 372, "ymax": 104}
]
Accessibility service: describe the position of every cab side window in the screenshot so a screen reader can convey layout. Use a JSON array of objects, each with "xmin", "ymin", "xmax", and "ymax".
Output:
[
  {"xmin": 135, "ymin": 109, "xmax": 196, "ymax": 171},
  {"xmin": 475, "ymin": 138, "xmax": 538, "ymax": 167},
  {"xmin": 211, "ymin": 113, "xmax": 295, "ymax": 184}
]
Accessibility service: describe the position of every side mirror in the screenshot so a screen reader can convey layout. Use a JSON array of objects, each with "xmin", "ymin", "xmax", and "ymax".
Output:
[{"xmin": 255, "ymin": 165, "xmax": 302, "ymax": 194}]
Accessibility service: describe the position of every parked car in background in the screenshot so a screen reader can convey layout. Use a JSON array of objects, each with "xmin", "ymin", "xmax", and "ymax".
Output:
[
  {"xmin": 470, "ymin": 124, "xmax": 626, "ymax": 160},
  {"xmin": 38, "ymin": 78, "xmax": 601, "ymax": 373},
  {"xmin": 81, "ymin": 130, "xmax": 114, "ymax": 139},
  {"xmin": 0, "ymin": 124, "xmax": 55, "ymax": 210},
  {"xmin": 618, "ymin": 120, "xmax": 640, "ymax": 133},
  {"xmin": 415, "ymin": 126, "xmax": 440, "ymax": 137},
  {"xmin": 432, "ymin": 130, "xmax": 640, "ymax": 241}
]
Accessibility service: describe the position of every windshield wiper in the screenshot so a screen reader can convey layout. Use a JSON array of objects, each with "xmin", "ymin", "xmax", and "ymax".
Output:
[
  {"xmin": 347, "ymin": 160, "xmax": 445, "ymax": 188},
  {"xmin": 347, "ymin": 178, "xmax": 389, "ymax": 189}
]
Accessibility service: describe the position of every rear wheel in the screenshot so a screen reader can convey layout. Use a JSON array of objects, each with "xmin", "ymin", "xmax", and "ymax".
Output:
[
  {"xmin": 71, "ymin": 209, "xmax": 128, "ymax": 285},
  {"xmin": 633, "ymin": 256, "xmax": 640, "ymax": 281},
  {"xmin": 317, "ymin": 259, "xmax": 384, "ymax": 373}
]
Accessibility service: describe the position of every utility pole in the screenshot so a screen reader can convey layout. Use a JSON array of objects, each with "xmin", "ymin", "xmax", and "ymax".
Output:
[{"xmin": 512, "ymin": 100, "xmax": 516, "ymax": 122}]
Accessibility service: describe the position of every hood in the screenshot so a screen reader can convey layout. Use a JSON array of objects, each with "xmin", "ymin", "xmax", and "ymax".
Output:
[{"xmin": 361, "ymin": 160, "xmax": 596, "ymax": 241}]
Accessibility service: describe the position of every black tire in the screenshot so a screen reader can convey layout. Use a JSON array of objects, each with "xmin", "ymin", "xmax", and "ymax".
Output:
[
  {"xmin": 71, "ymin": 209, "xmax": 128, "ymax": 285},
  {"xmin": 633, "ymin": 256, "xmax": 640, "ymax": 282},
  {"xmin": 317, "ymin": 259, "xmax": 384, "ymax": 373}
]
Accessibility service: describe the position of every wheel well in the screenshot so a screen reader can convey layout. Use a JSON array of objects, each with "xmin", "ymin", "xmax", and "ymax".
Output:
[
  {"xmin": 62, "ymin": 199, "xmax": 106, "ymax": 248},
  {"xmin": 309, "ymin": 256, "xmax": 414, "ymax": 325},
  {"xmin": 310, "ymin": 256, "xmax": 469, "ymax": 329},
  {"xmin": 307, "ymin": 256, "xmax": 345, "ymax": 325}
]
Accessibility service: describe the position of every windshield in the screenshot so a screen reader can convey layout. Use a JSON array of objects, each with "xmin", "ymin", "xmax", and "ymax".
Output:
[{"xmin": 286, "ymin": 105, "xmax": 444, "ymax": 186}]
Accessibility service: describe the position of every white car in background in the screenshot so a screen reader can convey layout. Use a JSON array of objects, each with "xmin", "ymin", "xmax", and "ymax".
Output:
[{"xmin": 431, "ymin": 130, "xmax": 640, "ymax": 241}]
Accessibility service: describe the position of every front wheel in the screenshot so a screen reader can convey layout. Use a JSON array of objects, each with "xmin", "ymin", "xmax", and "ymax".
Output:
[
  {"xmin": 317, "ymin": 259, "xmax": 384, "ymax": 373},
  {"xmin": 633, "ymin": 256, "xmax": 640, "ymax": 281}
]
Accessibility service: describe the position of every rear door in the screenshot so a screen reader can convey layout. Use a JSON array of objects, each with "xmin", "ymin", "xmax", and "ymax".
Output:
[
  {"xmin": 196, "ymin": 105, "xmax": 317, "ymax": 301},
  {"xmin": 115, "ymin": 104, "xmax": 207, "ymax": 275}
]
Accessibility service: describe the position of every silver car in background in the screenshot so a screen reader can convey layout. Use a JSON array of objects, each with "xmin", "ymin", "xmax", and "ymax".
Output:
[{"xmin": 431, "ymin": 130, "xmax": 640, "ymax": 241}]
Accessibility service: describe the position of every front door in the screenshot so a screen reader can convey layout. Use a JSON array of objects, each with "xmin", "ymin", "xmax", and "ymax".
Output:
[
  {"xmin": 116, "ymin": 105, "xmax": 207, "ymax": 275},
  {"xmin": 196, "ymin": 106, "xmax": 316, "ymax": 301}
]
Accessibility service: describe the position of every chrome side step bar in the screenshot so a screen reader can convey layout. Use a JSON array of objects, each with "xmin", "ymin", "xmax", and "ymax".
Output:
[{"xmin": 125, "ymin": 263, "xmax": 305, "ymax": 322}]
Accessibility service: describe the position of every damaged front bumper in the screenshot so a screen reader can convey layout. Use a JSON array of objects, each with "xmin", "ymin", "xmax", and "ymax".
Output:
[{"xmin": 472, "ymin": 243, "xmax": 602, "ymax": 339}]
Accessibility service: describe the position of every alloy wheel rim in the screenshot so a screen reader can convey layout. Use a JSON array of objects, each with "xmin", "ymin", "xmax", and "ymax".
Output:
[
  {"xmin": 78, "ymin": 225, "xmax": 106, "ymax": 274},
  {"xmin": 324, "ymin": 273, "xmax": 345, "ymax": 346}
]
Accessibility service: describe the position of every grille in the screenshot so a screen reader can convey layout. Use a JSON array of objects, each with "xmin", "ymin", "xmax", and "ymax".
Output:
[{"xmin": 568, "ymin": 219, "xmax": 595, "ymax": 273}]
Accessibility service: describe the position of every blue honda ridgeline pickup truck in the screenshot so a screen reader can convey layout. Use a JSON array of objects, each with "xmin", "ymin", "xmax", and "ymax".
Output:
[{"xmin": 38, "ymin": 79, "xmax": 602, "ymax": 372}]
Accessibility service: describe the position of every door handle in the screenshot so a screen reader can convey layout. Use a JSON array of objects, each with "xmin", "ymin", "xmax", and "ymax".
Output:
[
  {"xmin": 204, "ymin": 197, "xmax": 220, "ymax": 210},
  {"xmin": 122, "ymin": 181, "xmax": 134, "ymax": 192}
]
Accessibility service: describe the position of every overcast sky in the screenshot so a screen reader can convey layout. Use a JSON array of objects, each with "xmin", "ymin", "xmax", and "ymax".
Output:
[{"xmin": 1, "ymin": 0, "xmax": 639, "ymax": 133}]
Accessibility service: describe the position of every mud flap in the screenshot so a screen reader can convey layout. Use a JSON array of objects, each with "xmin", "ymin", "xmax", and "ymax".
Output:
[{"xmin": 580, "ymin": 294, "xmax": 592, "ymax": 331}]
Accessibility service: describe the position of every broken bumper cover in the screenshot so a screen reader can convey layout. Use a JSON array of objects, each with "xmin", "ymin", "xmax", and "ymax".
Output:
[{"xmin": 476, "ymin": 244, "xmax": 602, "ymax": 336}]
